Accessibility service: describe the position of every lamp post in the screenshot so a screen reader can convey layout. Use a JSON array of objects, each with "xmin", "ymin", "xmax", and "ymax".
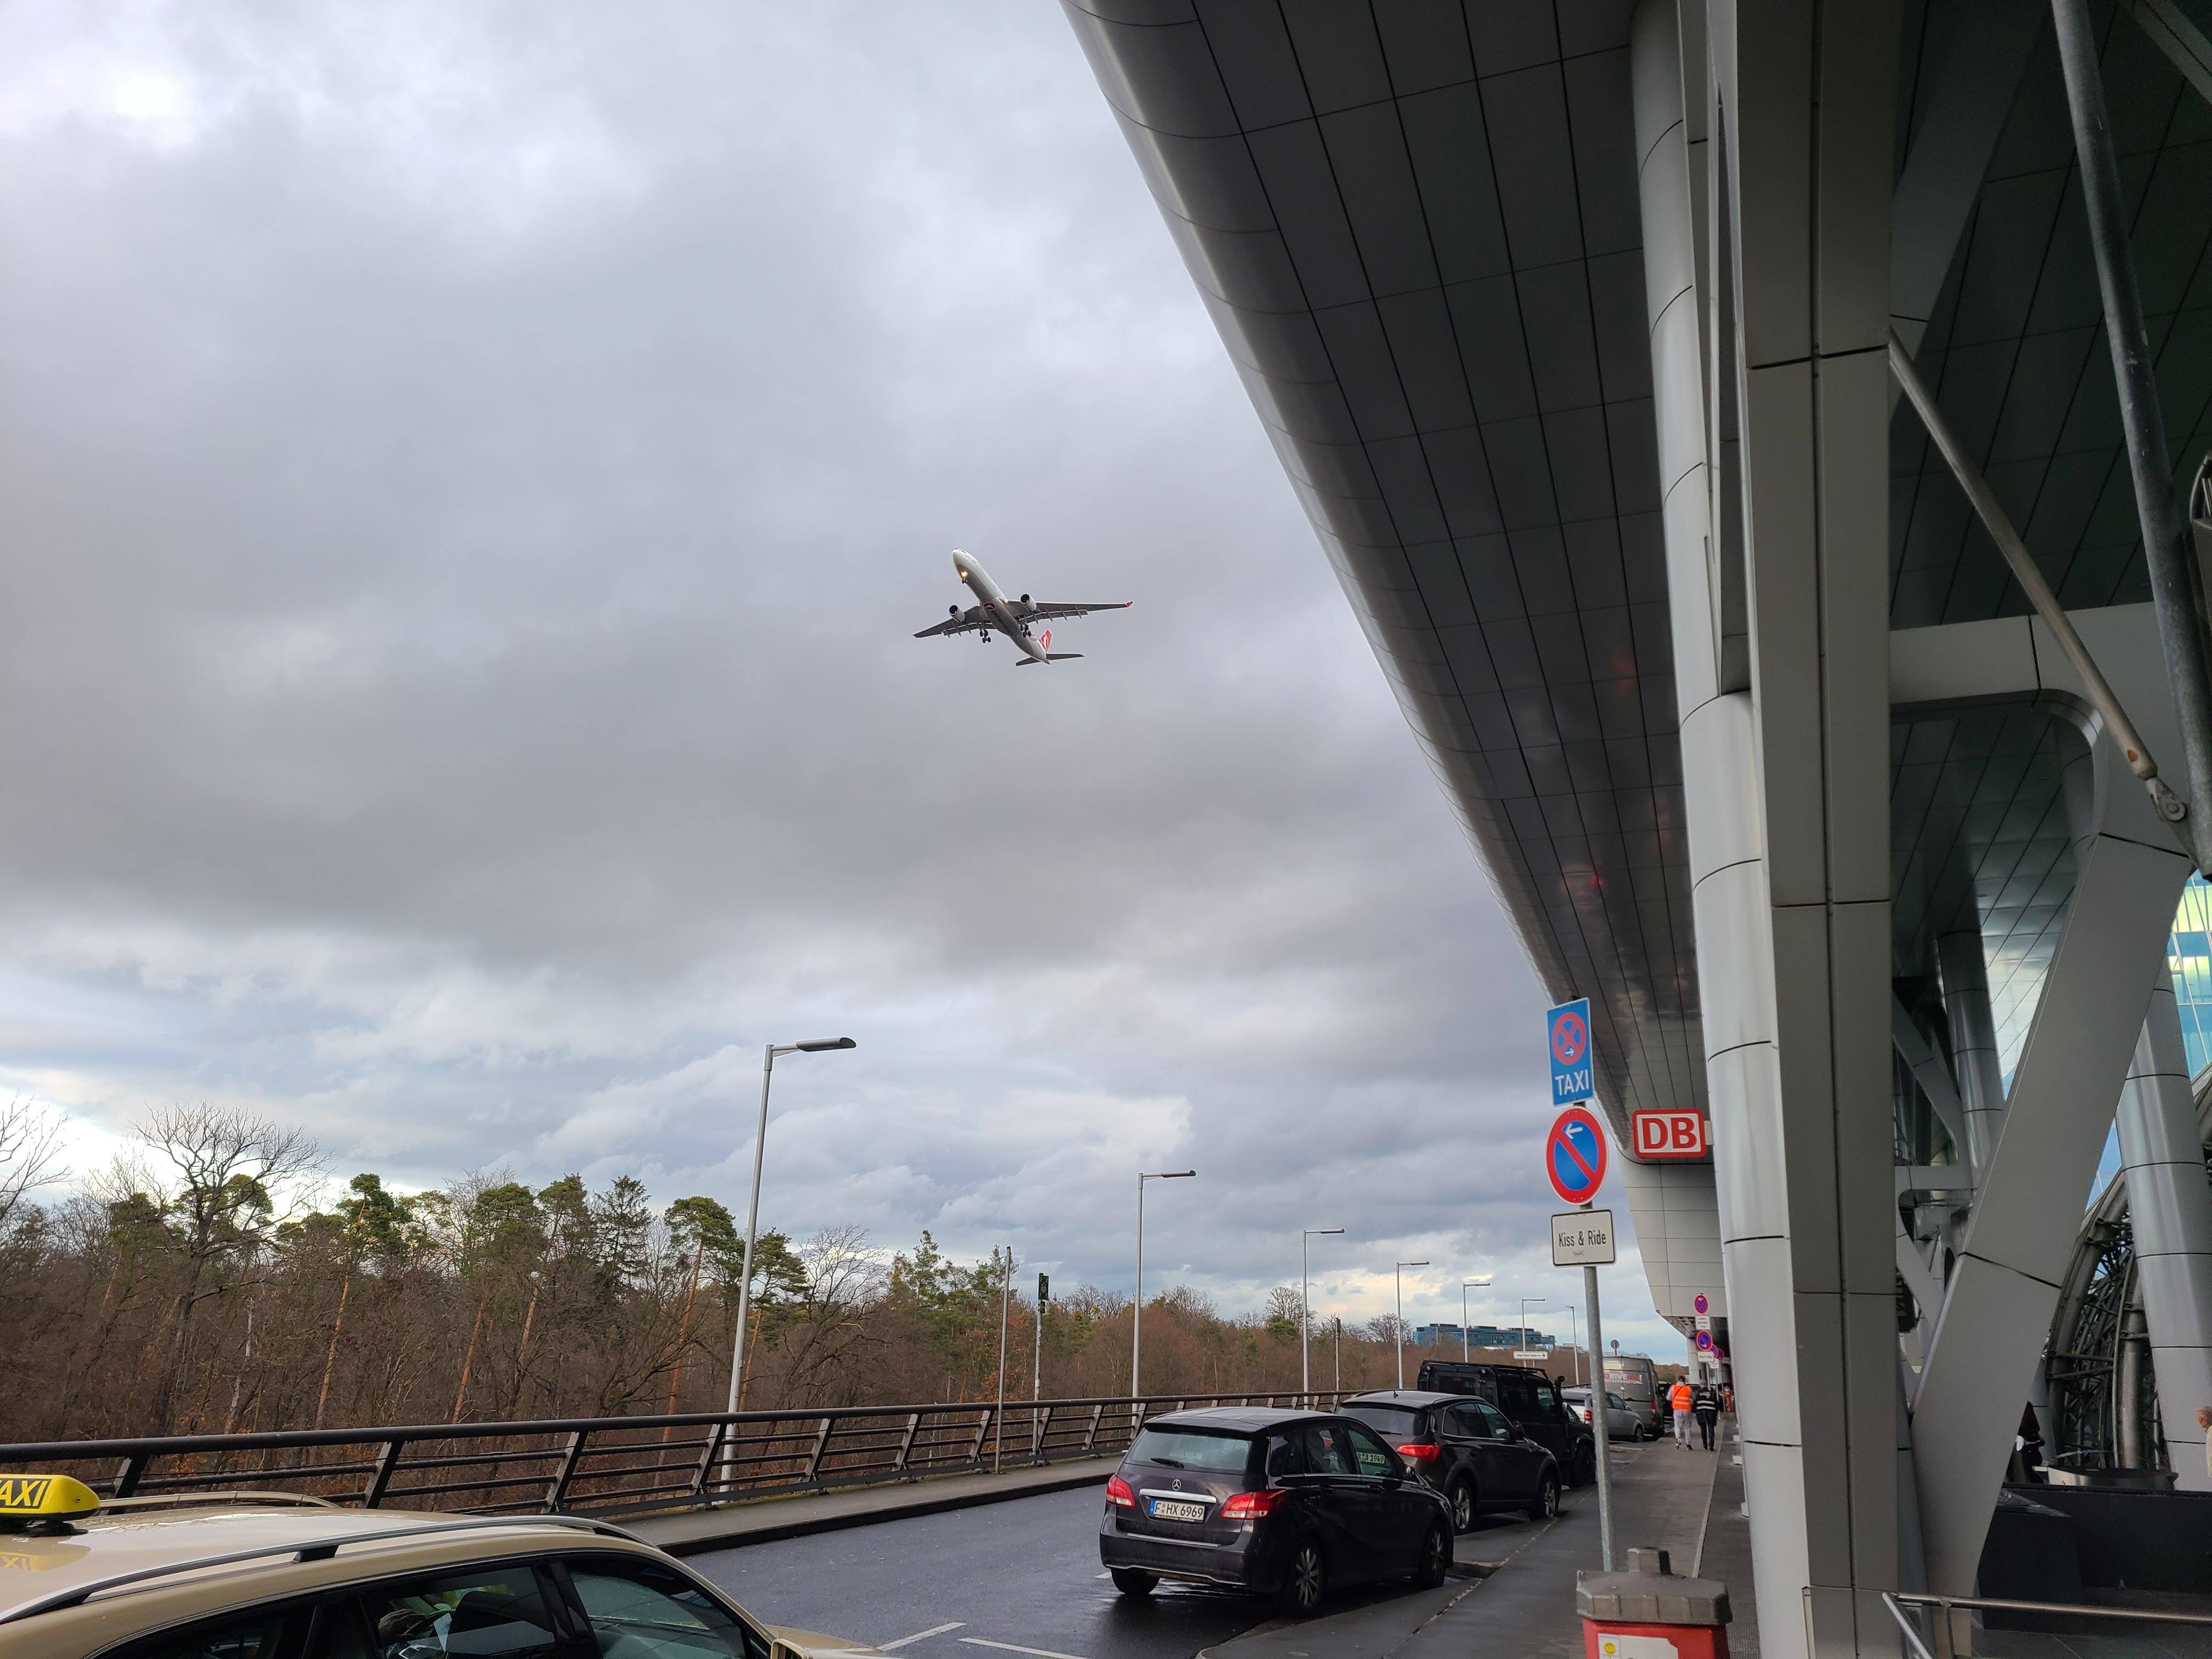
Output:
[
  {"xmin": 723, "ymin": 1036, "xmax": 854, "ymax": 1486},
  {"xmin": 1132, "ymin": 1170, "xmax": 1196, "ymax": 1404},
  {"xmin": 1519, "ymin": 1295, "xmax": 1547, "ymax": 1358},
  {"xmin": 1564, "ymin": 1305, "xmax": 1580, "ymax": 1385},
  {"xmin": 1460, "ymin": 1275, "xmax": 1492, "ymax": 1361},
  {"xmin": 1393, "ymin": 1260, "xmax": 1429, "ymax": 1387},
  {"xmin": 1302, "ymin": 1228, "xmax": 1344, "ymax": 1406}
]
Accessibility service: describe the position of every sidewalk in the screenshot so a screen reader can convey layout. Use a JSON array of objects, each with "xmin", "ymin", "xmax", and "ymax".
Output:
[
  {"xmin": 1202, "ymin": 1422, "xmax": 1752, "ymax": 1659},
  {"xmin": 625, "ymin": 1458, "xmax": 1118, "ymax": 1555}
]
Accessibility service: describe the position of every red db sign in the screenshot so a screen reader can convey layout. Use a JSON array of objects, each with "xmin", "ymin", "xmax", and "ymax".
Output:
[{"xmin": 1632, "ymin": 1109, "xmax": 1708, "ymax": 1160}]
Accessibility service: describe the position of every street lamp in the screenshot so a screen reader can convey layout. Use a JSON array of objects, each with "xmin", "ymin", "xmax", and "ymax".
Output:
[
  {"xmin": 1394, "ymin": 1260, "xmax": 1429, "ymax": 1387},
  {"xmin": 1302, "ymin": 1228, "xmax": 1344, "ymax": 1404},
  {"xmin": 1460, "ymin": 1275, "xmax": 1493, "ymax": 1361},
  {"xmin": 1520, "ymin": 1296, "xmax": 1547, "ymax": 1358},
  {"xmin": 1564, "ymin": 1305, "xmax": 1581, "ymax": 1385},
  {"xmin": 1133, "ymin": 1170, "xmax": 1196, "ymax": 1401},
  {"xmin": 725, "ymin": 1037, "xmax": 855, "ymax": 1469}
]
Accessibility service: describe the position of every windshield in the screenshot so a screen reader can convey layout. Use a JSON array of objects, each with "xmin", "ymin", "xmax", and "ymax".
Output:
[
  {"xmin": 1129, "ymin": 1428, "xmax": 1252, "ymax": 1471},
  {"xmin": 1342, "ymin": 1404, "xmax": 1425, "ymax": 1438}
]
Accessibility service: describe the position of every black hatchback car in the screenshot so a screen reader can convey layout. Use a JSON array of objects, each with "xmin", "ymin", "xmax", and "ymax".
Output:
[
  {"xmin": 1414, "ymin": 1360, "xmax": 1595, "ymax": 1485},
  {"xmin": 1340, "ymin": 1390, "xmax": 1562, "ymax": 1534},
  {"xmin": 1099, "ymin": 1406, "xmax": 1455, "ymax": 1618}
]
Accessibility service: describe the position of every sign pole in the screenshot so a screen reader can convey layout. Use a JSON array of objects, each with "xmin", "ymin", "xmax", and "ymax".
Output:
[{"xmin": 1584, "ymin": 1243, "xmax": 1614, "ymax": 1571}]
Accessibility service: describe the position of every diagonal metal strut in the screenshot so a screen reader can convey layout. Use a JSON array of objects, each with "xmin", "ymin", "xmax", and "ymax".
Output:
[
  {"xmin": 2052, "ymin": 0, "xmax": 2212, "ymax": 876},
  {"xmin": 1887, "ymin": 331, "xmax": 2198, "ymax": 867}
]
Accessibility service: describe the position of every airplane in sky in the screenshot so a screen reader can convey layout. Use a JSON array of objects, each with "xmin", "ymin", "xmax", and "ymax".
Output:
[{"xmin": 913, "ymin": 550, "xmax": 1131, "ymax": 665}]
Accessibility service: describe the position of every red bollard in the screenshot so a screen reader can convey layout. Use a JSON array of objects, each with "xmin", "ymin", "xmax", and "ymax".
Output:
[{"xmin": 1577, "ymin": 1546, "xmax": 1733, "ymax": 1658}]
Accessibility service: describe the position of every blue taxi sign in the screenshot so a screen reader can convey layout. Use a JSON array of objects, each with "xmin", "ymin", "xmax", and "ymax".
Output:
[{"xmin": 1548, "ymin": 998, "xmax": 1593, "ymax": 1104}]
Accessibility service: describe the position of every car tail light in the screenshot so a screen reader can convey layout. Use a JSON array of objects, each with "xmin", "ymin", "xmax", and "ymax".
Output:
[
  {"xmin": 1105, "ymin": 1474, "xmax": 1135, "ymax": 1508},
  {"xmin": 1221, "ymin": 1489, "xmax": 1288, "ymax": 1519},
  {"xmin": 1396, "ymin": 1442, "xmax": 1442, "ymax": 1462}
]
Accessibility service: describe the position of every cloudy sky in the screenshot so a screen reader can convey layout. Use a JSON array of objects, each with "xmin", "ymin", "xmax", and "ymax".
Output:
[{"xmin": 0, "ymin": 0, "xmax": 1677, "ymax": 1353}]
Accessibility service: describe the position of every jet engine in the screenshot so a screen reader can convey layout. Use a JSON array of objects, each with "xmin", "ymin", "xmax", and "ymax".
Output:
[
  {"xmin": 1019, "ymin": 593, "xmax": 1031, "ymax": 603},
  {"xmin": 949, "ymin": 604, "xmax": 961, "ymax": 617}
]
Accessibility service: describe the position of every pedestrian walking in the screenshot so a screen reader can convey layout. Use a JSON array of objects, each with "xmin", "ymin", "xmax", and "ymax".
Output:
[
  {"xmin": 1669, "ymin": 1376, "xmax": 1694, "ymax": 1447},
  {"xmin": 1692, "ymin": 1380, "xmax": 1720, "ymax": 1451}
]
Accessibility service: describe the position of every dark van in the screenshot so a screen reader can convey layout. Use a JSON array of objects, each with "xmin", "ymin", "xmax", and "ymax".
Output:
[{"xmin": 1413, "ymin": 1361, "xmax": 1594, "ymax": 1486}]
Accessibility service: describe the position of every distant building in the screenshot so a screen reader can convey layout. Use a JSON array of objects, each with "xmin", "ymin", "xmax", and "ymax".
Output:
[{"xmin": 1413, "ymin": 1322, "xmax": 1556, "ymax": 1349}]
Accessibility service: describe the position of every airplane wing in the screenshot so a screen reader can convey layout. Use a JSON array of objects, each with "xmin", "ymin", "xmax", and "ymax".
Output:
[
  {"xmin": 1021, "ymin": 601, "xmax": 1133, "ymax": 622},
  {"xmin": 914, "ymin": 616, "xmax": 988, "ymax": 638}
]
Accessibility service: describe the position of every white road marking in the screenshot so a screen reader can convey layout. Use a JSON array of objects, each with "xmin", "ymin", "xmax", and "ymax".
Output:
[
  {"xmin": 881, "ymin": 1623, "xmax": 965, "ymax": 1651},
  {"xmin": 960, "ymin": 1639, "xmax": 1091, "ymax": 1659}
]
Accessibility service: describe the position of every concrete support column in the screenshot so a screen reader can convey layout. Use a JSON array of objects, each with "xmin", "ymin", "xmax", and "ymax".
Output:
[
  {"xmin": 1638, "ymin": 4, "xmax": 1894, "ymax": 1650},
  {"xmin": 2117, "ymin": 972, "xmax": 2212, "ymax": 1487},
  {"xmin": 1938, "ymin": 929, "xmax": 2006, "ymax": 1175},
  {"xmin": 1706, "ymin": 2, "xmax": 1903, "ymax": 1650}
]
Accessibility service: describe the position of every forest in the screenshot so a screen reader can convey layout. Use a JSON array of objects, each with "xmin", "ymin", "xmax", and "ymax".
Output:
[{"xmin": 0, "ymin": 1101, "xmax": 1590, "ymax": 1442}]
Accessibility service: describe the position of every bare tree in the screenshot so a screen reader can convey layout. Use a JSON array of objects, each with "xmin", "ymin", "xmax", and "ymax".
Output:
[
  {"xmin": 136, "ymin": 1105, "xmax": 321, "ymax": 1434},
  {"xmin": 0, "ymin": 1096, "xmax": 66, "ymax": 1235}
]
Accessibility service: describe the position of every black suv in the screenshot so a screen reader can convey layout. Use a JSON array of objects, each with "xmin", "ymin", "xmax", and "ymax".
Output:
[
  {"xmin": 1340, "ymin": 1389, "xmax": 1562, "ymax": 1534},
  {"xmin": 1413, "ymin": 1360, "xmax": 1595, "ymax": 1486},
  {"xmin": 1098, "ymin": 1406, "xmax": 1454, "ymax": 1618}
]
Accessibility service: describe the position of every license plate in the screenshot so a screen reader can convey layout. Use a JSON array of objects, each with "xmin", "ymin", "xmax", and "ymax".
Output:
[{"xmin": 1148, "ymin": 1498, "xmax": 1206, "ymax": 1522}]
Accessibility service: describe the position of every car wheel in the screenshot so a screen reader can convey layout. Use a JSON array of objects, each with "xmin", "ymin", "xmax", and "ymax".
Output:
[
  {"xmin": 1274, "ymin": 1538, "xmax": 1327, "ymax": 1619},
  {"xmin": 1109, "ymin": 1567, "xmax": 1157, "ymax": 1597},
  {"xmin": 1448, "ymin": 1477, "xmax": 1476, "ymax": 1534},
  {"xmin": 1412, "ymin": 1519, "xmax": 1452, "ymax": 1589},
  {"xmin": 1527, "ymin": 1470, "xmax": 1561, "ymax": 1522},
  {"xmin": 1576, "ymin": 1444, "xmax": 1598, "ymax": 1487}
]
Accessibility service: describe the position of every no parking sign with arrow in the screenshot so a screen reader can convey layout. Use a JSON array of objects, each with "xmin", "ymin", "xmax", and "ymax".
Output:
[{"xmin": 1545, "ymin": 1105, "xmax": 1608, "ymax": 1207}]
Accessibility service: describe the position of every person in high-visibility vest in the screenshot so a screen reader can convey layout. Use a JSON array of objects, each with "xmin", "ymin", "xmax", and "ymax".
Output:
[{"xmin": 1669, "ymin": 1378, "xmax": 1694, "ymax": 1447}]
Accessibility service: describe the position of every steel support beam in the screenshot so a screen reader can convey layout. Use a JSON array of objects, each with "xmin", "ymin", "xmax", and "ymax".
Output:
[
  {"xmin": 1913, "ymin": 800, "xmax": 2190, "ymax": 1588},
  {"xmin": 2115, "ymin": 972, "xmax": 2212, "ymax": 1488}
]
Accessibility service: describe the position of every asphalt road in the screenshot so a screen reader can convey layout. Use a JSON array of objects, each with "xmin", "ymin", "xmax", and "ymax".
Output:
[{"xmin": 685, "ymin": 1477, "xmax": 1568, "ymax": 1659}]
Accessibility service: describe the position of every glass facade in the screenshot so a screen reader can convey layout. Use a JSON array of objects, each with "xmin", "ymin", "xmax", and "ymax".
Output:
[{"xmin": 2171, "ymin": 873, "xmax": 2212, "ymax": 1076}]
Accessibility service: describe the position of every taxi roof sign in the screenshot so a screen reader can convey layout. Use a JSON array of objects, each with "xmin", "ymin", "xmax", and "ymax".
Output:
[{"xmin": 0, "ymin": 1474, "xmax": 99, "ymax": 1530}]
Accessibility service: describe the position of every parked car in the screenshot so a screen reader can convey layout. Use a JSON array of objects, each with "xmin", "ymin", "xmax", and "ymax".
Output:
[
  {"xmin": 0, "ymin": 1475, "xmax": 877, "ymax": 1659},
  {"xmin": 1340, "ymin": 1390, "xmax": 1563, "ymax": 1536},
  {"xmin": 1412, "ymin": 1361, "xmax": 1595, "ymax": 1485},
  {"xmin": 1602, "ymin": 1354, "xmax": 1667, "ymax": 1438},
  {"xmin": 1098, "ymin": 1406, "xmax": 1455, "ymax": 1618},
  {"xmin": 1561, "ymin": 1385, "xmax": 1645, "ymax": 1441}
]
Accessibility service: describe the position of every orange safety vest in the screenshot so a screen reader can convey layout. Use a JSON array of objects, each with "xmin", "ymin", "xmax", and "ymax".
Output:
[{"xmin": 1669, "ymin": 1381, "xmax": 1693, "ymax": 1412}]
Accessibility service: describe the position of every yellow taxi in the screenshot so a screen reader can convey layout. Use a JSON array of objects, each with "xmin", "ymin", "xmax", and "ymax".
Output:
[{"xmin": 0, "ymin": 1474, "xmax": 881, "ymax": 1659}]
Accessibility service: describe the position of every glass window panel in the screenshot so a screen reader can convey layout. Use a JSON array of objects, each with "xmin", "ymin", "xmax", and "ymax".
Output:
[
  {"xmin": 358, "ymin": 1564, "xmax": 563, "ymax": 1658},
  {"xmin": 566, "ymin": 1561, "xmax": 769, "ymax": 1659}
]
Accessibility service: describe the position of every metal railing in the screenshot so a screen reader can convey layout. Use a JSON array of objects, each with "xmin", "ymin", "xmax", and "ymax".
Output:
[
  {"xmin": 1883, "ymin": 1589, "xmax": 2212, "ymax": 1658},
  {"xmin": 0, "ymin": 1392, "xmax": 1333, "ymax": 1521}
]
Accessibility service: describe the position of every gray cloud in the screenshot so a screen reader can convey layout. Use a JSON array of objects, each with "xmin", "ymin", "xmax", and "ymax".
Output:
[{"xmin": 0, "ymin": 0, "xmax": 1684, "ymax": 1352}]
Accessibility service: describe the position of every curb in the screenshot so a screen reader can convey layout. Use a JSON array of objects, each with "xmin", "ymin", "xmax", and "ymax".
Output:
[{"xmin": 633, "ymin": 1463, "xmax": 1114, "ymax": 1555}]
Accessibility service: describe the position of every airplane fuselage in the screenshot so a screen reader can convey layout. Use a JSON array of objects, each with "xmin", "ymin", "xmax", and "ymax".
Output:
[{"xmin": 952, "ymin": 552, "xmax": 1049, "ymax": 663}]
